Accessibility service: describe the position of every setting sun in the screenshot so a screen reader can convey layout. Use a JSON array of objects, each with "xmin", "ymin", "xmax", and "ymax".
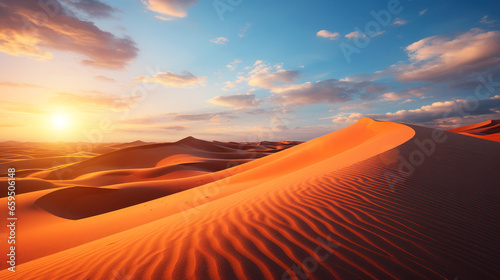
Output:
[{"xmin": 51, "ymin": 113, "xmax": 70, "ymax": 130}]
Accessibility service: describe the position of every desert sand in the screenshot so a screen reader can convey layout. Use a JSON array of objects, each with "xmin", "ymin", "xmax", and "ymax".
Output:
[
  {"xmin": 0, "ymin": 118, "xmax": 499, "ymax": 279},
  {"xmin": 446, "ymin": 119, "xmax": 500, "ymax": 142}
]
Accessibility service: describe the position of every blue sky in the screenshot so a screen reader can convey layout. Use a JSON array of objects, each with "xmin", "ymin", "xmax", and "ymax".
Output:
[{"xmin": 0, "ymin": 0, "xmax": 499, "ymax": 142}]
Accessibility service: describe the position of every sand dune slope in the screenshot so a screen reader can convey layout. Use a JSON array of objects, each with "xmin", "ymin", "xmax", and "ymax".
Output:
[
  {"xmin": 447, "ymin": 119, "xmax": 500, "ymax": 142},
  {"xmin": 1, "ymin": 118, "xmax": 499, "ymax": 280}
]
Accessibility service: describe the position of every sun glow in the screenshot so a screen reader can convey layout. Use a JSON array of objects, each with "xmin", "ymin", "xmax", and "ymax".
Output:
[{"xmin": 51, "ymin": 113, "xmax": 70, "ymax": 130}]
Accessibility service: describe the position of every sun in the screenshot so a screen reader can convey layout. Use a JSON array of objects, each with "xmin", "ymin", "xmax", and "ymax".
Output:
[{"xmin": 51, "ymin": 113, "xmax": 70, "ymax": 130}]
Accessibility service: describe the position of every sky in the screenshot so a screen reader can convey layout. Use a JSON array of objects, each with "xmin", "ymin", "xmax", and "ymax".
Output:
[{"xmin": 1, "ymin": 0, "xmax": 500, "ymax": 142}]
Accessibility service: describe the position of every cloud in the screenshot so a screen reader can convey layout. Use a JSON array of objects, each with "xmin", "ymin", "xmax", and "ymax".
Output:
[
  {"xmin": 339, "ymin": 103, "xmax": 373, "ymax": 111},
  {"xmin": 0, "ymin": 81, "xmax": 46, "ymax": 89},
  {"xmin": 226, "ymin": 59, "xmax": 242, "ymax": 71},
  {"xmin": 240, "ymin": 60, "xmax": 392, "ymax": 106},
  {"xmin": 419, "ymin": 9, "xmax": 428, "ymax": 16},
  {"xmin": 396, "ymin": 28, "xmax": 500, "ymax": 82},
  {"xmin": 135, "ymin": 71, "xmax": 206, "ymax": 88},
  {"xmin": 208, "ymin": 93, "xmax": 261, "ymax": 108},
  {"xmin": 365, "ymin": 85, "xmax": 388, "ymax": 93},
  {"xmin": 142, "ymin": 0, "xmax": 197, "ymax": 19},
  {"xmin": 329, "ymin": 112, "xmax": 363, "ymax": 124},
  {"xmin": 0, "ymin": 101, "xmax": 47, "ymax": 115},
  {"xmin": 162, "ymin": 125, "xmax": 187, "ymax": 131},
  {"xmin": 345, "ymin": 30, "xmax": 385, "ymax": 40},
  {"xmin": 333, "ymin": 96, "xmax": 500, "ymax": 127},
  {"xmin": 94, "ymin": 75, "xmax": 116, "ymax": 82},
  {"xmin": 270, "ymin": 79, "xmax": 358, "ymax": 106},
  {"xmin": 50, "ymin": 92, "xmax": 135, "ymax": 111},
  {"xmin": 316, "ymin": 30, "xmax": 340, "ymax": 40},
  {"xmin": 239, "ymin": 23, "xmax": 252, "ymax": 38},
  {"xmin": 382, "ymin": 86, "xmax": 431, "ymax": 101},
  {"xmin": 382, "ymin": 92, "xmax": 402, "ymax": 101},
  {"xmin": 393, "ymin": 18, "xmax": 408, "ymax": 25},
  {"xmin": 64, "ymin": 0, "xmax": 119, "ymax": 19},
  {"xmin": 270, "ymin": 78, "xmax": 392, "ymax": 106},
  {"xmin": 345, "ymin": 31, "xmax": 366, "ymax": 39},
  {"xmin": 480, "ymin": 15, "xmax": 496, "ymax": 25},
  {"xmin": 0, "ymin": 0, "xmax": 138, "ymax": 69},
  {"xmin": 248, "ymin": 62, "xmax": 300, "ymax": 88},
  {"xmin": 173, "ymin": 112, "xmax": 236, "ymax": 122},
  {"xmin": 210, "ymin": 37, "xmax": 229, "ymax": 45},
  {"xmin": 379, "ymin": 96, "xmax": 500, "ymax": 124}
]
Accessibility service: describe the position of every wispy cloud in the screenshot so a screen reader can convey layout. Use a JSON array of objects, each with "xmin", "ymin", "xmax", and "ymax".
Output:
[
  {"xmin": 208, "ymin": 93, "xmax": 261, "ymax": 108},
  {"xmin": 480, "ymin": 15, "xmax": 497, "ymax": 25},
  {"xmin": 239, "ymin": 23, "xmax": 252, "ymax": 38},
  {"xmin": 0, "ymin": 101, "xmax": 47, "ymax": 115},
  {"xmin": 210, "ymin": 37, "xmax": 229, "ymax": 45},
  {"xmin": 226, "ymin": 59, "xmax": 242, "ymax": 71},
  {"xmin": 50, "ymin": 92, "xmax": 135, "ymax": 111},
  {"xmin": 393, "ymin": 17, "xmax": 408, "ymax": 25},
  {"xmin": 94, "ymin": 75, "xmax": 116, "ymax": 82},
  {"xmin": 135, "ymin": 71, "xmax": 206, "ymax": 88},
  {"xmin": 345, "ymin": 31, "xmax": 366, "ymax": 39},
  {"xmin": 0, "ymin": 81, "xmax": 46, "ymax": 89}
]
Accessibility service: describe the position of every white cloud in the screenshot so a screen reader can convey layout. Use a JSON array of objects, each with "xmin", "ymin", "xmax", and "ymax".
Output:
[
  {"xmin": 210, "ymin": 37, "xmax": 229, "ymax": 45},
  {"xmin": 345, "ymin": 31, "xmax": 366, "ymax": 39},
  {"xmin": 329, "ymin": 113, "xmax": 363, "ymax": 124},
  {"xmin": 396, "ymin": 28, "xmax": 500, "ymax": 82},
  {"xmin": 248, "ymin": 62, "xmax": 300, "ymax": 88},
  {"xmin": 226, "ymin": 59, "xmax": 242, "ymax": 71},
  {"xmin": 336, "ymin": 96, "xmax": 500, "ymax": 126},
  {"xmin": 419, "ymin": 9, "xmax": 428, "ymax": 16},
  {"xmin": 316, "ymin": 30, "xmax": 340, "ymax": 40}
]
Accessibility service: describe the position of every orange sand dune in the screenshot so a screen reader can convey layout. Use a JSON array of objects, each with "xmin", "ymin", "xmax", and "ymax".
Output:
[
  {"xmin": 0, "ymin": 118, "xmax": 499, "ymax": 280},
  {"xmin": 447, "ymin": 119, "xmax": 500, "ymax": 142},
  {"xmin": 27, "ymin": 136, "xmax": 283, "ymax": 180}
]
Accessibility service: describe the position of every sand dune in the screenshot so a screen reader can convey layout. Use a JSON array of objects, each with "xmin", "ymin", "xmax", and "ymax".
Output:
[
  {"xmin": 0, "ymin": 118, "xmax": 499, "ymax": 279},
  {"xmin": 447, "ymin": 119, "xmax": 500, "ymax": 142}
]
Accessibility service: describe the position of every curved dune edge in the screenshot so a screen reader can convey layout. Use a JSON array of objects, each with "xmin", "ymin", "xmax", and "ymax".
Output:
[
  {"xmin": 33, "ymin": 117, "xmax": 414, "ymax": 220},
  {"xmin": 446, "ymin": 119, "xmax": 500, "ymax": 142}
]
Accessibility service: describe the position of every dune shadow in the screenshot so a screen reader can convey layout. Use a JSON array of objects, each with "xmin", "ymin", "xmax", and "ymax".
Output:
[{"xmin": 34, "ymin": 186, "xmax": 172, "ymax": 220}]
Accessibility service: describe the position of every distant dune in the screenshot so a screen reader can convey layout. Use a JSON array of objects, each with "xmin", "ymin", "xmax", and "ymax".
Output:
[
  {"xmin": 447, "ymin": 119, "xmax": 500, "ymax": 142},
  {"xmin": 0, "ymin": 118, "xmax": 499, "ymax": 279}
]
